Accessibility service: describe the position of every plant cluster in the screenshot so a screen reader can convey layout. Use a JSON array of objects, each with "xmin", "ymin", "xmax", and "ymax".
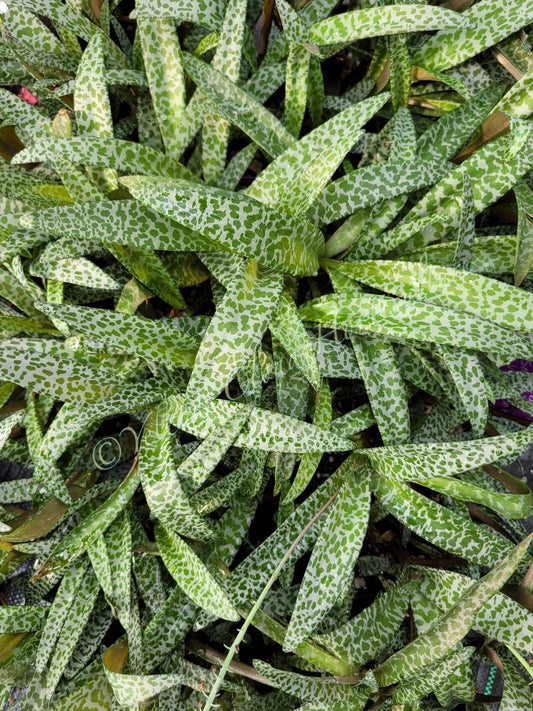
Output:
[{"xmin": 0, "ymin": 0, "xmax": 532, "ymax": 709}]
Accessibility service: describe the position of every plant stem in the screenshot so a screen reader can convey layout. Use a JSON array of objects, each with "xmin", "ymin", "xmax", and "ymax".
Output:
[{"xmin": 202, "ymin": 488, "xmax": 340, "ymax": 711}]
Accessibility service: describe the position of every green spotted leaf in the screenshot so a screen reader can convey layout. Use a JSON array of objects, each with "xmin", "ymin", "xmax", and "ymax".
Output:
[
  {"xmin": 155, "ymin": 522, "xmax": 239, "ymax": 621},
  {"xmin": 0, "ymin": 339, "xmax": 125, "ymax": 403},
  {"xmin": 167, "ymin": 395, "xmax": 354, "ymax": 454},
  {"xmin": 352, "ymin": 335, "xmax": 410, "ymax": 445},
  {"xmin": 253, "ymin": 661, "xmax": 367, "ymax": 710},
  {"xmin": 514, "ymin": 181, "xmax": 533, "ymax": 286},
  {"xmin": 138, "ymin": 18, "xmax": 185, "ymax": 160},
  {"xmin": 308, "ymin": 5, "xmax": 468, "ymax": 46},
  {"xmin": 374, "ymin": 533, "xmax": 532, "ymax": 686},
  {"xmin": 284, "ymin": 467, "xmax": 371, "ymax": 651},
  {"xmin": 122, "ymin": 176, "xmax": 321, "ymax": 275},
  {"xmin": 138, "ymin": 406, "xmax": 213, "ymax": 540},
  {"xmin": 413, "ymin": 0, "xmax": 533, "ymax": 73},
  {"xmin": 299, "ymin": 291, "xmax": 532, "ymax": 363},
  {"xmin": 366, "ymin": 427, "xmax": 533, "ymax": 483},
  {"xmin": 317, "ymin": 581, "xmax": 414, "ymax": 667},
  {"xmin": 19, "ymin": 200, "xmax": 215, "ymax": 252},
  {"xmin": 270, "ymin": 292, "xmax": 321, "ymax": 391},
  {"xmin": 180, "ymin": 51, "xmax": 295, "ymax": 159},
  {"xmin": 413, "ymin": 567, "xmax": 533, "ymax": 656},
  {"xmin": 374, "ymin": 475, "xmax": 515, "ymax": 567},
  {"xmin": 186, "ymin": 260, "xmax": 282, "ymax": 402},
  {"xmin": 35, "ymin": 465, "xmax": 141, "ymax": 576},
  {"xmin": 12, "ymin": 137, "xmax": 196, "ymax": 182},
  {"xmin": 333, "ymin": 259, "xmax": 533, "ymax": 335},
  {"xmin": 246, "ymin": 95, "xmax": 389, "ymax": 217},
  {"xmin": 39, "ymin": 303, "xmax": 199, "ymax": 369}
]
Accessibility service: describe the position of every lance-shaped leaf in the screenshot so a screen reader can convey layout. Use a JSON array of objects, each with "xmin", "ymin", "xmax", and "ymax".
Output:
[
  {"xmin": 0, "ymin": 339, "xmax": 125, "ymax": 403},
  {"xmin": 74, "ymin": 34, "xmax": 117, "ymax": 194},
  {"xmin": 253, "ymin": 661, "xmax": 367, "ymax": 710},
  {"xmin": 308, "ymin": 90, "xmax": 504, "ymax": 226},
  {"xmin": 19, "ymin": 200, "xmax": 216, "ymax": 252},
  {"xmin": 186, "ymin": 260, "xmax": 282, "ymax": 402},
  {"xmin": 299, "ymin": 292, "xmax": 533, "ymax": 363},
  {"xmin": 270, "ymin": 293, "xmax": 321, "ymax": 391},
  {"xmin": 285, "ymin": 43, "xmax": 311, "ymax": 138},
  {"xmin": 202, "ymin": 0, "xmax": 248, "ymax": 182},
  {"xmin": 374, "ymin": 475, "xmax": 514, "ymax": 566},
  {"xmin": 514, "ymin": 181, "xmax": 533, "ymax": 286},
  {"xmin": 12, "ymin": 137, "xmax": 195, "ymax": 181},
  {"xmin": 0, "ymin": 606, "xmax": 48, "ymax": 633},
  {"xmin": 374, "ymin": 534, "xmax": 533, "ymax": 686},
  {"xmin": 413, "ymin": 0, "xmax": 533, "ymax": 73},
  {"xmin": 133, "ymin": 0, "xmax": 225, "ymax": 26},
  {"xmin": 388, "ymin": 129, "xmax": 533, "ymax": 254},
  {"xmin": 38, "ymin": 303, "xmax": 198, "ymax": 370},
  {"xmin": 246, "ymin": 94, "xmax": 388, "ymax": 217},
  {"xmin": 34, "ymin": 557, "xmax": 90, "ymax": 674},
  {"xmin": 35, "ymin": 465, "xmax": 141, "ymax": 577},
  {"xmin": 38, "ymin": 565, "xmax": 100, "ymax": 699},
  {"xmin": 8, "ymin": 0, "xmax": 127, "ymax": 65},
  {"xmin": 105, "ymin": 243, "xmax": 185, "ymax": 310},
  {"xmin": 168, "ymin": 395, "xmax": 354, "ymax": 454},
  {"xmin": 413, "ymin": 567, "xmax": 533, "ymax": 655},
  {"xmin": 122, "ymin": 176, "xmax": 321, "ymax": 275},
  {"xmin": 453, "ymin": 172, "xmax": 475, "ymax": 270},
  {"xmin": 317, "ymin": 581, "xmax": 415, "ymax": 666},
  {"xmin": 142, "ymin": 586, "xmax": 198, "ymax": 671},
  {"xmin": 284, "ymin": 467, "xmax": 371, "ymax": 651},
  {"xmin": 388, "ymin": 34, "xmax": 410, "ymax": 112},
  {"xmin": 366, "ymin": 427, "xmax": 533, "ymax": 483},
  {"xmin": 138, "ymin": 407, "xmax": 213, "ymax": 540},
  {"xmin": 285, "ymin": 379, "xmax": 332, "ymax": 503},
  {"xmin": 181, "ymin": 51, "xmax": 294, "ymax": 159},
  {"xmin": 309, "ymin": 5, "xmax": 467, "ymax": 46},
  {"xmin": 333, "ymin": 260, "xmax": 533, "ymax": 335},
  {"xmin": 155, "ymin": 523, "xmax": 238, "ymax": 621},
  {"xmin": 423, "ymin": 472, "xmax": 531, "ymax": 520},
  {"xmin": 392, "ymin": 647, "xmax": 475, "ymax": 706},
  {"xmin": 437, "ymin": 345, "xmax": 489, "ymax": 438},
  {"xmin": 352, "ymin": 335, "xmax": 410, "ymax": 445},
  {"xmin": 138, "ymin": 18, "xmax": 185, "ymax": 161}
]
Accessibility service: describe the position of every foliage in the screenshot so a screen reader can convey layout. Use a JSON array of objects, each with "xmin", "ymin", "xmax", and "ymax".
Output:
[{"xmin": 0, "ymin": 0, "xmax": 531, "ymax": 709}]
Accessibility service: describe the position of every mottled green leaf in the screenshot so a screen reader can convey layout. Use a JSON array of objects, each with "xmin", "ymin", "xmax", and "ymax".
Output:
[
  {"xmin": 284, "ymin": 467, "xmax": 371, "ymax": 651},
  {"xmin": 299, "ymin": 291, "xmax": 532, "ymax": 362},
  {"xmin": 374, "ymin": 534, "xmax": 532, "ymax": 686},
  {"xmin": 186, "ymin": 260, "xmax": 282, "ymax": 401},
  {"xmin": 309, "ymin": 5, "xmax": 467, "ymax": 46},
  {"xmin": 413, "ymin": 0, "xmax": 533, "ymax": 73},
  {"xmin": 122, "ymin": 176, "xmax": 321, "ymax": 275},
  {"xmin": 181, "ymin": 51, "xmax": 294, "ymax": 159},
  {"xmin": 155, "ymin": 522, "xmax": 238, "ymax": 621}
]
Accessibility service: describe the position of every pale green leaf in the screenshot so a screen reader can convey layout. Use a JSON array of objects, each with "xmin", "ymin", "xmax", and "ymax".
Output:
[
  {"xmin": 413, "ymin": 0, "xmax": 533, "ymax": 73},
  {"xmin": 155, "ymin": 522, "xmax": 239, "ymax": 621},
  {"xmin": 309, "ymin": 5, "xmax": 468, "ymax": 46},
  {"xmin": 284, "ymin": 467, "xmax": 371, "ymax": 651},
  {"xmin": 299, "ymin": 291, "xmax": 532, "ymax": 363},
  {"xmin": 186, "ymin": 260, "xmax": 282, "ymax": 401},
  {"xmin": 122, "ymin": 176, "xmax": 321, "ymax": 275},
  {"xmin": 374, "ymin": 475, "xmax": 514, "ymax": 567},
  {"xmin": 138, "ymin": 18, "xmax": 186, "ymax": 160},
  {"xmin": 181, "ymin": 51, "xmax": 295, "ymax": 159},
  {"xmin": 374, "ymin": 534, "xmax": 532, "ymax": 686},
  {"xmin": 246, "ymin": 94, "xmax": 389, "ymax": 216}
]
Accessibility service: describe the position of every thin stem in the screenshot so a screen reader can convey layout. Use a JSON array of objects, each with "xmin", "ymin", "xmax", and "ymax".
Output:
[{"xmin": 202, "ymin": 488, "xmax": 340, "ymax": 711}]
